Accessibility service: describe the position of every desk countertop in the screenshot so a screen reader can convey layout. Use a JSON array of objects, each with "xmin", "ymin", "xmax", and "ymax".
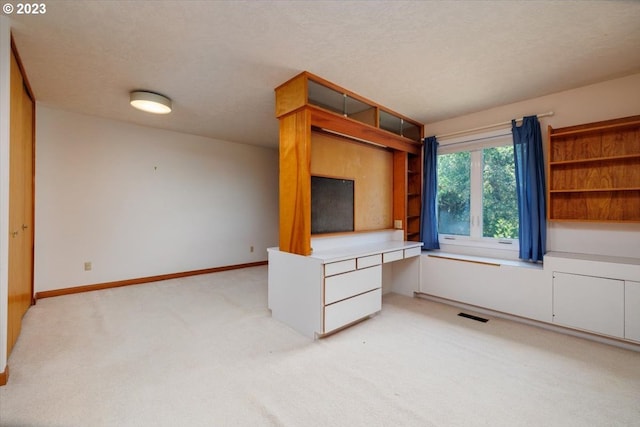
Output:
[{"xmin": 268, "ymin": 240, "xmax": 423, "ymax": 264}]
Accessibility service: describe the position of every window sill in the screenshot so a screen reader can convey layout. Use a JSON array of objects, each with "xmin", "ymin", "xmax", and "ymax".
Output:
[
  {"xmin": 424, "ymin": 251, "xmax": 543, "ymax": 270},
  {"xmin": 437, "ymin": 240, "xmax": 519, "ymax": 260}
]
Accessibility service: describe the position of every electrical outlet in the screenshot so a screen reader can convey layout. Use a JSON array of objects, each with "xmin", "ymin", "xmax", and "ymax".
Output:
[{"xmin": 84, "ymin": 262, "xmax": 92, "ymax": 271}]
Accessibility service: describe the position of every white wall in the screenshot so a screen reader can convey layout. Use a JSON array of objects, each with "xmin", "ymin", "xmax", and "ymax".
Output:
[
  {"xmin": 35, "ymin": 106, "xmax": 278, "ymax": 292},
  {"xmin": 0, "ymin": 15, "xmax": 11, "ymax": 376},
  {"xmin": 425, "ymin": 73, "xmax": 640, "ymax": 259}
]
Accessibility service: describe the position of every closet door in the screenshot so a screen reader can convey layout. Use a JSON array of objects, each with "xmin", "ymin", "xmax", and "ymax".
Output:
[{"xmin": 7, "ymin": 47, "xmax": 34, "ymax": 357}]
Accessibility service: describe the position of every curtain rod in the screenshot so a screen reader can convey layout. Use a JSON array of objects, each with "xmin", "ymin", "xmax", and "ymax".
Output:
[{"xmin": 434, "ymin": 111, "xmax": 554, "ymax": 140}]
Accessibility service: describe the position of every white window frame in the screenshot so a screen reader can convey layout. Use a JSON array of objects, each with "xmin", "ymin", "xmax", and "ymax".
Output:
[{"xmin": 437, "ymin": 128, "xmax": 519, "ymax": 255}]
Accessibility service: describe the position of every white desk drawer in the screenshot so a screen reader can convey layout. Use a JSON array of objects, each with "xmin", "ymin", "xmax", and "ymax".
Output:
[
  {"xmin": 383, "ymin": 250, "xmax": 404, "ymax": 263},
  {"xmin": 324, "ymin": 288, "xmax": 381, "ymax": 333},
  {"xmin": 357, "ymin": 254, "xmax": 382, "ymax": 269},
  {"xmin": 325, "ymin": 265, "xmax": 382, "ymax": 305},
  {"xmin": 404, "ymin": 246, "xmax": 422, "ymax": 258},
  {"xmin": 324, "ymin": 259, "xmax": 356, "ymax": 277}
]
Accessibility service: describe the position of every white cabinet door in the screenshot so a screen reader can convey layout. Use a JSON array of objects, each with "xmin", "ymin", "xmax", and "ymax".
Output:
[
  {"xmin": 553, "ymin": 272, "xmax": 624, "ymax": 338},
  {"xmin": 625, "ymin": 281, "xmax": 640, "ymax": 342}
]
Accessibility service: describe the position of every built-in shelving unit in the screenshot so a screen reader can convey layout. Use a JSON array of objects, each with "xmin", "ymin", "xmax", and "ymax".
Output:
[
  {"xmin": 275, "ymin": 72, "xmax": 424, "ymax": 254},
  {"xmin": 406, "ymin": 153, "xmax": 422, "ymax": 241},
  {"xmin": 547, "ymin": 115, "xmax": 640, "ymax": 222}
]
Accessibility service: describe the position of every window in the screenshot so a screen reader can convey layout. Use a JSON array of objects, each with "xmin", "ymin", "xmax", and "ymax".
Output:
[{"xmin": 437, "ymin": 130, "xmax": 518, "ymax": 250}]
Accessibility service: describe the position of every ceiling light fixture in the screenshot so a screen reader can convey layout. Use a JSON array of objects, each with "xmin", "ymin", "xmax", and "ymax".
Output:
[{"xmin": 129, "ymin": 90, "xmax": 172, "ymax": 114}]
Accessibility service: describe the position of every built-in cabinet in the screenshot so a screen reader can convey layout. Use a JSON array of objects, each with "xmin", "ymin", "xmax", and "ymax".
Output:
[
  {"xmin": 420, "ymin": 252, "xmax": 640, "ymax": 345},
  {"xmin": 625, "ymin": 281, "xmax": 640, "ymax": 342},
  {"xmin": 546, "ymin": 252, "xmax": 640, "ymax": 343},
  {"xmin": 289, "ymin": 75, "xmax": 423, "ymax": 143},
  {"xmin": 275, "ymin": 72, "xmax": 424, "ymax": 255},
  {"xmin": 552, "ymin": 272, "xmax": 624, "ymax": 337},
  {"xmin": 547, "ymin": 115, "xmax": 640, "ymax": 222}
]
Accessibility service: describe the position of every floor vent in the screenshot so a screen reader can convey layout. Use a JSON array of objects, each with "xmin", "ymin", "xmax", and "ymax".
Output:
[{"xmin": 458, "ymin": 312, "xmax": 489, "ymax": 323}]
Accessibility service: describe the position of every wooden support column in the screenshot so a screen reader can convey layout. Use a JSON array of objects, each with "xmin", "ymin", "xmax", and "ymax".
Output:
[{"xmin": 279, "ymin": 109, "xmax": 312, "ymax": 255}]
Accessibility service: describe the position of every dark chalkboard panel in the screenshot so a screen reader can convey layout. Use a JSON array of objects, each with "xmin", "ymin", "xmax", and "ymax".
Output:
[{"xmin": 311, "ymin": 176, "xmax": 354, "ymax": 234}]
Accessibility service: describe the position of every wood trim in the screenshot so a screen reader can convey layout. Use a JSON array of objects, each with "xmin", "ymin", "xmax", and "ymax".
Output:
[
  {"xmin": 275, "ymin": 72, "xmax": 307, "ymax": 118},
  {"xmin": 549, "ymin": 153, "xmax": 640, "ymax": 166},
  {"xmin": 309, "ymin": 107, "xmax": 421, "ymax": 154},
  {"xmin": 547, "ymin": 124, "xmax": 552, "ymax": 222},
  {"xmin": 0, "ymin": 365, "xmax": 8, "ymax": 386},
  {"xmin": 549, "ymin": 115, "xmax": 640, "ymax": 138},
  {"xmin": 428, "ymin": 254, "xmax": 501, "ymax": 267},
  {"xmin": 10, "ymin": 35, "xmax": 34, "ymax": 101},
  {"xmin": 34, "ymin": 261, "xmax": 268, "ymax": 300},
  {"xmin": 550, "ymin": 187, "xmax": 640, "ymax": 193},
  {"xmin": 546, "ymin": 216, "xmax": 640, "ymax": 224}
]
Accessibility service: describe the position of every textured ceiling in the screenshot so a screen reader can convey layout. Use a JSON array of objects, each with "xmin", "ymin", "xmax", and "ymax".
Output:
[{"xmin": 8, "ymin": 0, "xmax": 640, "ymax": 148}]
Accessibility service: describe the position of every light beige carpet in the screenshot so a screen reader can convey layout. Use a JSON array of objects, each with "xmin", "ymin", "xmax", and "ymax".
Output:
[{"xmin": 1, "ymin": 265, "xmax": 639, "ymax": 426}]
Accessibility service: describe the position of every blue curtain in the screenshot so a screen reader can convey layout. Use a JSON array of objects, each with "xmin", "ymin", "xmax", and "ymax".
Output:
[
  {"xmin": 420, "ymin": 136, "xmax": 440, "ymax": 249},
  {"xmin": 512, "ymin": 116, "xmax": 546, "ymax": 262}
]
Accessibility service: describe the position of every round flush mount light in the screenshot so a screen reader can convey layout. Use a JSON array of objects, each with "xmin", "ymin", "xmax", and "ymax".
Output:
[{"xmin": 129, "ymin": 90, "xmax": 172, "ymax": 114}]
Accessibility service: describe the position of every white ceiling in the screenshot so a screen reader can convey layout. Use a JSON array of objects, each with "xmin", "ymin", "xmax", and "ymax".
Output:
[{"xmin": 8, "ymin": 1, "xmax": 640, "ymax": 148}]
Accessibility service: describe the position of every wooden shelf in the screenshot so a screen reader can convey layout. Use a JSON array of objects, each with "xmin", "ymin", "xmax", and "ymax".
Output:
[
  {"xmin": 549, "ymin": 153, "xmax": 640, "ymax": 166},
  {"xmin": 548, "ymin": 190, "xmax": 640, "ymax": 222},
  {"xmin": 275, "ymin": 71, "xmax": 424, "ymax": 254},
  {"xmin": 547, "ymin": 115, "xmax": 640, "ymax": 223},
  {"xmin": 550, "ymin": 188, "xmax": 640, "ymax": 193},
  {"xmin": 405, "ymin": 153, "xmax": 422, "ymax": 241},
  {"xmin": 547, "ymin": 119, "xmax": 640, "ymax": 138}
]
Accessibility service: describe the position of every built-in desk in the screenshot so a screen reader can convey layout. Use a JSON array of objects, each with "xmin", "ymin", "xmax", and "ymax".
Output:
[{"xmin": 268, "ymin": 230, "xmax": 422, "ymax": 338}]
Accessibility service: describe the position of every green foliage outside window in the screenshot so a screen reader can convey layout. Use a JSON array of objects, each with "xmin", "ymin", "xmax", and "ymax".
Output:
[
  {"xmin": 437, "ymin": 145, "xmax": 518, "ymax": 240},
  {"xmin": 482, "ymin": 146, "xmax": 518, "ymax": 239},
  {"xmin": 437, "ymin": 151, "xmax": 470, "ymax": 236}
]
